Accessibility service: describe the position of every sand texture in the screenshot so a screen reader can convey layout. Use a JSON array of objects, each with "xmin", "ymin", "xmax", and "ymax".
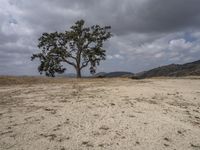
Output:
[{"xmin": 0, "ymin": 77, "xmax": 200, "ymax": 150}]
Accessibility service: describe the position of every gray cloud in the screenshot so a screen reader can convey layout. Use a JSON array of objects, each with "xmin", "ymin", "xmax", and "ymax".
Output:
[
  {"xmin": 133, "ymin": 0, "xmax": 200, "ymax": 33},
  {"xmin": 0, "ymin": 0, "xmax": 200, "ymax": 75}
]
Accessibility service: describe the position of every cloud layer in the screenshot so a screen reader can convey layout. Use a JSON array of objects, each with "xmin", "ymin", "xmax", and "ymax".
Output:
[{"xmin": 0, "ymin": 0, "xmax": 200, "ymax": 75}]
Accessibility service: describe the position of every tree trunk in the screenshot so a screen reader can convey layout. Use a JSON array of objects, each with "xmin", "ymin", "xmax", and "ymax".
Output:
[
  {"xmin": 76, "ymin": 50, "xmax": 82, "ymax": 78},
  {"xmin": 76, "ymin": 67, "xmax": 82, "ymax": 78}
]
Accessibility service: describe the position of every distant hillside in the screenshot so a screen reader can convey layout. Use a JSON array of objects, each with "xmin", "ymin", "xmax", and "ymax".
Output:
[
  {"xmin": 95, "ymin": 71, "xmax": 134, "ymax": 78},
  {"xmin": 57, "ymin": 73, "xmax": 76, "ymax": 77},
  {"xmin": 137, "ymin": 60, "xmax": 200, "ymax": 78},
  {"xmin": 94, "ymin": 72, "xmax": 107, "ymax": 77}
]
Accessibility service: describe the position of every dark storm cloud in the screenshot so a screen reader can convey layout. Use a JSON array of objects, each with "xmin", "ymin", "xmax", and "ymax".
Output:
[
  {"xmin": 12, "ymin": 0, "xmax": 200, "ymax": 34},
  {"xmin": 108, "ymin": 0, "xmax": 200, "ymax": 34},
  {"xmin": 136, "ymin": 0, "xmax": 200, "ymax": 33},
  {"xmin": 7, "ymin": 0, "xmax": 200, "ymax": 34},
  {"xmin": 0, "ymin": 32, "xmax": 18, "ymax": 45},
  {"xmin": 0, "ymin": 0, "xmax": 200, "ymax": 75}
]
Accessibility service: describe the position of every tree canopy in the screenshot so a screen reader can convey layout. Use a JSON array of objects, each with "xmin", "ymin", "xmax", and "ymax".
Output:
[{"xmin": 31, "ymin": 20, "xmax": 112, "ymax": 78}]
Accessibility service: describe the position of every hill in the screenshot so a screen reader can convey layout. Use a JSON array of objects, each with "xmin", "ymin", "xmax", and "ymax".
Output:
[
  {"xmin": 137, "ymin": 60, "xmax": 200, "ymax": 78},
  {"xmin": 95, "ymin": 71, "xmax": 134, "ymax": 78}
]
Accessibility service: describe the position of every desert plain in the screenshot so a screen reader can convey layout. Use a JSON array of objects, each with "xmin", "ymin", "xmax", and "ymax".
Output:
[{"xmin": 0, "ymin": 76, "xmax": 200, "ymax": 150}]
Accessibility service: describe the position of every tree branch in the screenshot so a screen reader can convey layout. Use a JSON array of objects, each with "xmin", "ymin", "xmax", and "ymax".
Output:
[
  {"xmin": 64, "ymin": 59, "xmax": 76, "ymax": 67},
  {"xmin": 68, "ymin": 53, "xmax": 77, "ymax": 60},
  {"xmin": 83, "ymin": 41, "xmax": 92, "ymax": 49},
  {"xmin": 80, "ymin": 60, "xmax": 90, "ymax": 69}
]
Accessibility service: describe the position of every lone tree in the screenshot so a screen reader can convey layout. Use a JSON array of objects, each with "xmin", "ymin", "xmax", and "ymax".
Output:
[{"xmin": 31, "ymin": 20, "xmax": 112, "ymax": 78}]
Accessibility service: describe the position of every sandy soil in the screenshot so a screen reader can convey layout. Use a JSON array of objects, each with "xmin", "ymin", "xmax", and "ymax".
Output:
[{"xmin": 0, "ymin": 77, "xmax": 200, "ymax": 150}]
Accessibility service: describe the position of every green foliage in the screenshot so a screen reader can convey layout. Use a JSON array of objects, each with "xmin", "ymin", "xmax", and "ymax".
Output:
[{"xmin": 32, "ymin": 19, "xmax": 112, "ymax": 77}]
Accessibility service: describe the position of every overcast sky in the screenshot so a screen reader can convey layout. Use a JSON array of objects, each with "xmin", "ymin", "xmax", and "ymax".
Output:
[{"xmin": 1, "ymin": 0, "xmax": 200, "ymax": 76}]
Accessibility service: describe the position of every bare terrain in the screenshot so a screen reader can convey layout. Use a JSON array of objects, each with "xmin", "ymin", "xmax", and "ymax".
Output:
[{"xmin": 0, "ymin": 77, "xmax": 200, "ymax": 150}]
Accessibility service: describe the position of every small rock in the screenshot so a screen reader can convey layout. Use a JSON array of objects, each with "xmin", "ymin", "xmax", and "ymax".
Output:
[
  {"xmin": 128, "ymin": 115, "xmax": 135, "ymax": 118},
  {"xmin": 164, "ymin": 144, "xmax": 169, "ymax": 147},
  {"xmin": 82, "ymin": 141, "xmax": 94, "ymax": 147},
  {"xmin": 164, "ymin": 137, "xmax": 170, "ymax": 141},
  {"xmin": 136, "ymin": 141, "xmax": 140, "ymax": 145},
  {"xmin": 177, "ymin": 130, "xmax": 183, "ymax": 135},
  {"xmin": 110, "ymin": 103, "xmax": 115, "ymax": 106},
  {"xmin": 191, "ymin": 143, "xmax": 200, "ymax": 148},
  {"xmin": 82, "ymin": 141, "xmax": 89, "ymax": 145},
  {"xmin": 98, "ymin": 143, "xmax": 104, "ymax": 147},
  {"xmin": 99, "ymin": 125, "xmax": 109, "ymax": 130}
]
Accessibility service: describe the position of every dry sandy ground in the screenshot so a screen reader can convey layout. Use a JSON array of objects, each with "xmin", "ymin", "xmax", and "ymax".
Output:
[{"xmin": 0, "ymin": 77, "xmax": 200, "ymax": 150}]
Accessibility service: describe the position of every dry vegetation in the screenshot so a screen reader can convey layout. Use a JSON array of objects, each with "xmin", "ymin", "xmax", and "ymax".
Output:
[{"xmin": 0, "ymin": 76, "xmax": 200, "ymax": 150}]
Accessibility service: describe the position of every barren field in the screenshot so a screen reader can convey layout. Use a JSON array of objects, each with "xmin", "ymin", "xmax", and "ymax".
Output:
[{"xmin": 0, "ymin": 77, "xmax": 200, "ymax": 150}]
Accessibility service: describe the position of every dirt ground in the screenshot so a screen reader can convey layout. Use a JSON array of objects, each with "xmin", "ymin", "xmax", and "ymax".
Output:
[{"xmin": 0, "ymin": 77, "xmax": 200, "ymax": 150}]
